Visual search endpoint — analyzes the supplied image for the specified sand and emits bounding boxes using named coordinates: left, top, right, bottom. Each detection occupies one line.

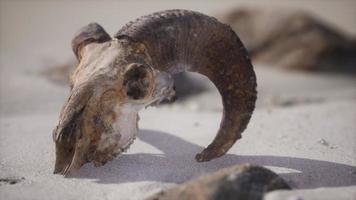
left=0, top=1, right=356, bottom=199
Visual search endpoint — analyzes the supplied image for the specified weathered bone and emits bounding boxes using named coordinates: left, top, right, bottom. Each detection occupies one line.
left=53, top=9, right=257, bottom=175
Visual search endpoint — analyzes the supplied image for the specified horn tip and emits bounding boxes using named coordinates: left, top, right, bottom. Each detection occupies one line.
left=195, top=153, right=209, bottom=162
left=195, top=151, right=218, bottom=162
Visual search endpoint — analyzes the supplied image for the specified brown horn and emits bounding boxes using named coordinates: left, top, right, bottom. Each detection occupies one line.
left=71, top=23, right=111, bottom=60
left=115, top=10, right=257, bottom=162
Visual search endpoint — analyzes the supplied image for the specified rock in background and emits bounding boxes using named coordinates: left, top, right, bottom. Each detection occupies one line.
left=147, top=164, right=290, bottom=200
left=219, top=7, right=356, bottom=73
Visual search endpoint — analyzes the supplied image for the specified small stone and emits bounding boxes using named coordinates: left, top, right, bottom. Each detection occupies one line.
left=318, top=139, right=329, bottom=146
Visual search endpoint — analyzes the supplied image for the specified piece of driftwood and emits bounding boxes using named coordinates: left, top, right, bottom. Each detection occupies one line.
left=219, top=7, right=356, bottom=72
left=53, top=10, right=257, bottom=175
left=147, top=164, right=291, bottom=200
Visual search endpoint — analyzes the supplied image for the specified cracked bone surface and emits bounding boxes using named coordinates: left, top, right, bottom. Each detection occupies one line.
left=53, top=9, right=257, bottom=175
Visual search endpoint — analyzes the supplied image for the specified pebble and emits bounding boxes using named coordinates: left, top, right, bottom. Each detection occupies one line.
left=318, top=139, right=329, bottom=146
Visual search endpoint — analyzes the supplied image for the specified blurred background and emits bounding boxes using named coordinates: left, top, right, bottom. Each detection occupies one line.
left=0, top=0, right=355, bottom=116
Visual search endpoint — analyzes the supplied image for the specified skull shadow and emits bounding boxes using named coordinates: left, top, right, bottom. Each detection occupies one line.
left=71, top=129, right=356, bottom=189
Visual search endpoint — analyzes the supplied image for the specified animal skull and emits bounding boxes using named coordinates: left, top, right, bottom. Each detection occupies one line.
left=53, top=10, right=257, bottom=175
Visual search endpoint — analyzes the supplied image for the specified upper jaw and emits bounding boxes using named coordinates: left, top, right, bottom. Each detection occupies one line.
left=53, top=100, right=170, bottom=175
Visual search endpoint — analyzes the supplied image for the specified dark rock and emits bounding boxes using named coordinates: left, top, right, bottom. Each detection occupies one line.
left=146, top=164, right=291, bottom=200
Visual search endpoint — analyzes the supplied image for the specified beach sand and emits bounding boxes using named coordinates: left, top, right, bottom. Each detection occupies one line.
left=1, top=1, right=355, bottom=199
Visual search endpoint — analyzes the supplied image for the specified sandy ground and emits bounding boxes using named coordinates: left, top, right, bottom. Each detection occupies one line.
left=1, top=1, right=356, bottom=199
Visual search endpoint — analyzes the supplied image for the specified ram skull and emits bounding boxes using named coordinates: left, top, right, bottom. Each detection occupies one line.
left=53, top=9, right=257, bottom=175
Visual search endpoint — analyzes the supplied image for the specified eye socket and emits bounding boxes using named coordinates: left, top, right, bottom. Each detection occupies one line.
left=68, top=147, right=74, bottom=154
left=123, top=64, right=147, bottom=85
left=123, top=64, right=152, bottom=100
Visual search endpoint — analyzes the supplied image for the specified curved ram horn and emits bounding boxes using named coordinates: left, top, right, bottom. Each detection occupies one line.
left=71, top=23, right=111, bottom=60
left=115, top=10, right=257, bottom=162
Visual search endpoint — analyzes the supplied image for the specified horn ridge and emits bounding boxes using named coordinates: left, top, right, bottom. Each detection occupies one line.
left=116, top=9, right=257, bottom=162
